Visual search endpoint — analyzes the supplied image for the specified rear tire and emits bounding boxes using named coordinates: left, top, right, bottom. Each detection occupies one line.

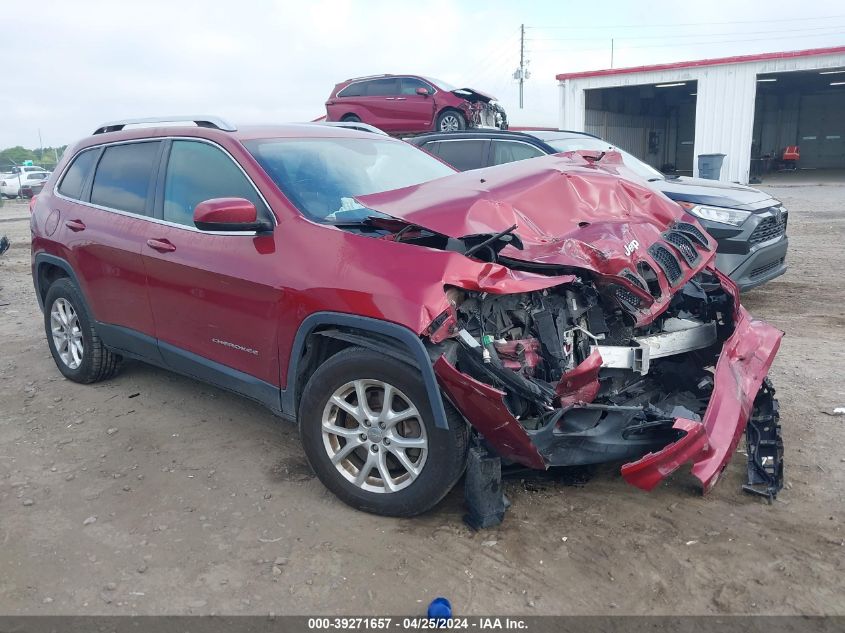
left=43, top=278, right=120, bottom=383
left=341, top=114, right=361, bottom=123
left=299, top=347, right=468, bottom=517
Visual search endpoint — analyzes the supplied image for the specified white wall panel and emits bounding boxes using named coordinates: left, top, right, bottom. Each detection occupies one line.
left=558, top=50, right=845, bottom=184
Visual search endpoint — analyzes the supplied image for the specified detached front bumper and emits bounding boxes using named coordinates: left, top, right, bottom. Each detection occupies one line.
left=621, top=306, right=782, bottom=492
left=435, top=305, right=783, bottom=495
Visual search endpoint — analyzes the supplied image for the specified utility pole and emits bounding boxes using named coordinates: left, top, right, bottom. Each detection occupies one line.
left=513, top=24, right=530, bottom=109
left=611, top=38, right=614, bottom=68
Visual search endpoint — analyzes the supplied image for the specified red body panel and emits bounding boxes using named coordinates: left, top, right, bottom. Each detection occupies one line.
left=434, top=356, right=546, bottom=470
left=35, top=198, right=156, bottom=337
left=621, top=305, right=782, bottom=492
left=141, top=228, right=282, bottom=384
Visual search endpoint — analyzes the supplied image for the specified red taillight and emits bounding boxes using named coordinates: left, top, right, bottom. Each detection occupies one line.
left=29, top=195, right=38, bottom=213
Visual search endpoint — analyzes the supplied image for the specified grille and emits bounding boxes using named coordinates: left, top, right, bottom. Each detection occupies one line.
left=621, top=270, right=647, bottom=291
left=674, top=222, right=710, bottom=247
left=614, top=285, right=642, bottom=310
left=648, top=244, right=683, bottom=285
left=749, top=258, right=784, bottom=279
left=750, top=212, right=787, bottom=244
left=663, top=231, right=700, bottom=266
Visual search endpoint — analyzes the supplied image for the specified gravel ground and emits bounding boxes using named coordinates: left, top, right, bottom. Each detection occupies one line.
left=0, top=184, right=843, bottom=616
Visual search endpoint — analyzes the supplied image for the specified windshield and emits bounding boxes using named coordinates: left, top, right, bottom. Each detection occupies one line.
left=245, top=137, right=455, bottom=223
left=424, top=77, right=457, bottom=92
left=542, top=136, right=665, bottom=181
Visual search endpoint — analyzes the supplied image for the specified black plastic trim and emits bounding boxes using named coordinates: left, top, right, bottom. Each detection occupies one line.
left=158, top=340, right=283, bottom=414
left=281, top=312, right=449, bottom=429
left=32, top=253, right=85, bottom=312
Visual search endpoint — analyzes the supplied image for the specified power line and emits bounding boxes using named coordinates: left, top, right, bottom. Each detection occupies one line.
left=461, top=28, right=521, bottom=81
left=526, top=23, right=845, bottom=42
left=526, top=13, right=845, bottom=30
left=534, top=32, right=845, bottom=53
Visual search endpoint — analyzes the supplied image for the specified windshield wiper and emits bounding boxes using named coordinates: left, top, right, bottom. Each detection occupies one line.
left=464, top=224, right=519, bottom=258
left=582, top=151, right=606, bottom=163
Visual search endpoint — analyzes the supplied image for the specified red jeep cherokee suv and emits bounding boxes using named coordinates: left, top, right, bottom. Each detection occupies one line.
left=31, top=116, right=784, bottom=518
left=325, top=74, right=507, bottom=135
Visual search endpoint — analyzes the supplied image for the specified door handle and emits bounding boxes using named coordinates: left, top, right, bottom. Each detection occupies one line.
left=65, top=219, right=86, bottom=232
left=384, top=97, right=395, bottom=100
left=146, top=238, right=176, bottom=253
left=395, top=97, right=406, bottom=101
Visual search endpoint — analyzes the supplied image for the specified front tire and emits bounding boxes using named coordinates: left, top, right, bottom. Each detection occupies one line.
left=341, top=114, right=361, bottom=123
left=436, top=110, right=465, bottom=132
left=43, top=278, right=120, bottom=383
left=299, top=347, right=467, bottom=517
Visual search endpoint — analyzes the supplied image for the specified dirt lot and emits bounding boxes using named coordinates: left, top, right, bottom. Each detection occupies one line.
left=1, top=185, right=843, bottom=616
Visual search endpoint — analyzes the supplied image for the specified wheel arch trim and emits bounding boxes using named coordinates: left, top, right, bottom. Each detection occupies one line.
left=33, top=253, right=87, bottom=314
left=282, top=312, right=449, bottom=429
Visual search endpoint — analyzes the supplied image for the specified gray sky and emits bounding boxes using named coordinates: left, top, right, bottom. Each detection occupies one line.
left=2, top=0, right=844, bottom=149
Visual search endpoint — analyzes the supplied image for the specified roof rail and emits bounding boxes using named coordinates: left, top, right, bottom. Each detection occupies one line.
left=345, top=73, right=392, bottom=82
left=93, top=115, right=237, bottom=135
left=317, top=121, right=388, bottom=136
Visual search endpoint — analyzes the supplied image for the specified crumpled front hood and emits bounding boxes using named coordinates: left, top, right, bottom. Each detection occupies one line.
left=452, top=87, right=498, bottom=103
left=357, top=152, right=718, bottom=326
left=357, top=152, right=712, bottom=272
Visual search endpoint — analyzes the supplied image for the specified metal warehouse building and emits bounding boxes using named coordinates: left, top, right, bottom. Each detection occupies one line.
left=557, top=46, right=845, bottom=184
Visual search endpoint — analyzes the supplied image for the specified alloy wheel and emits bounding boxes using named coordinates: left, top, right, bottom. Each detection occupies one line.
left=50, top=298, right=83, bottom=369
left=321, top=379, right=428, bottom=493
left=439, top=114, right=461, bottom=132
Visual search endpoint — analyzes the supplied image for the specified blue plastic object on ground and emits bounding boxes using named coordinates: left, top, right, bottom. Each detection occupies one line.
left=427, top=597, right=452, bottom=620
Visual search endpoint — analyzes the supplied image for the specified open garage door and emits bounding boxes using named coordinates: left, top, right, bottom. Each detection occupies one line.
left=753, top=68, right=845, bottom=180
left=584, top=82, right=697, bottom=175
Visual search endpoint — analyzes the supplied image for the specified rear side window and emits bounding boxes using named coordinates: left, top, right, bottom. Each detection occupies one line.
left=428, top=140, right=487, bottom=171
left=163, top=140, right=268, bottom=227
left=91, top=142, right=161, bottom=214
left=58, top=150, right=98, bottom=200
left=365, top=78, right=398, bottom=96
left=490, top=140, right=546, bottom=166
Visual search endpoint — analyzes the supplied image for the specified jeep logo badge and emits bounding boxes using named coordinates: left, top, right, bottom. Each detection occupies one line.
left=624, top=239, right=640, bottom=257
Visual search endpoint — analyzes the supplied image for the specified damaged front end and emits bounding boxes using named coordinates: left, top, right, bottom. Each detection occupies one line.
left=452, top=88, right=508, bottom=130
left=356, top=154, right=784, bottom=498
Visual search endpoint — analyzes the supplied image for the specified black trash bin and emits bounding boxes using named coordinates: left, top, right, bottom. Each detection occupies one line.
left=697, top=153, right=726, bottom=180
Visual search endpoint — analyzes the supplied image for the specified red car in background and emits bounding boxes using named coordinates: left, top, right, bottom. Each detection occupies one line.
left=325, top=74, right=507, bottom=135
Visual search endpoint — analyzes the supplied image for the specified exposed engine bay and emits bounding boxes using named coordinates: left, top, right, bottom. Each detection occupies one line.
left=431, top=271, right=739, bottom=468
left=452, top=88, right=508, bottom=130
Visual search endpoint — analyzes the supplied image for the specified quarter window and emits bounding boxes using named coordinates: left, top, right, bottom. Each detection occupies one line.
left=57, top=149, right=98, bottom=200
left=490, top=140, right=546, bottom=166
left=400, top=78, right=432, bottom=95
left=337, top=82, right=364, bottom=98
left=91, top=142, right=161, bottom=214
left=163, top=140, right=268, bottom=227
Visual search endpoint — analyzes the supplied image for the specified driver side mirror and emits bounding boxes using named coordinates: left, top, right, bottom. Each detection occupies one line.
left=416, top=86, right=431, bottom=96
left=193, top=198, right=273, bottom=233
